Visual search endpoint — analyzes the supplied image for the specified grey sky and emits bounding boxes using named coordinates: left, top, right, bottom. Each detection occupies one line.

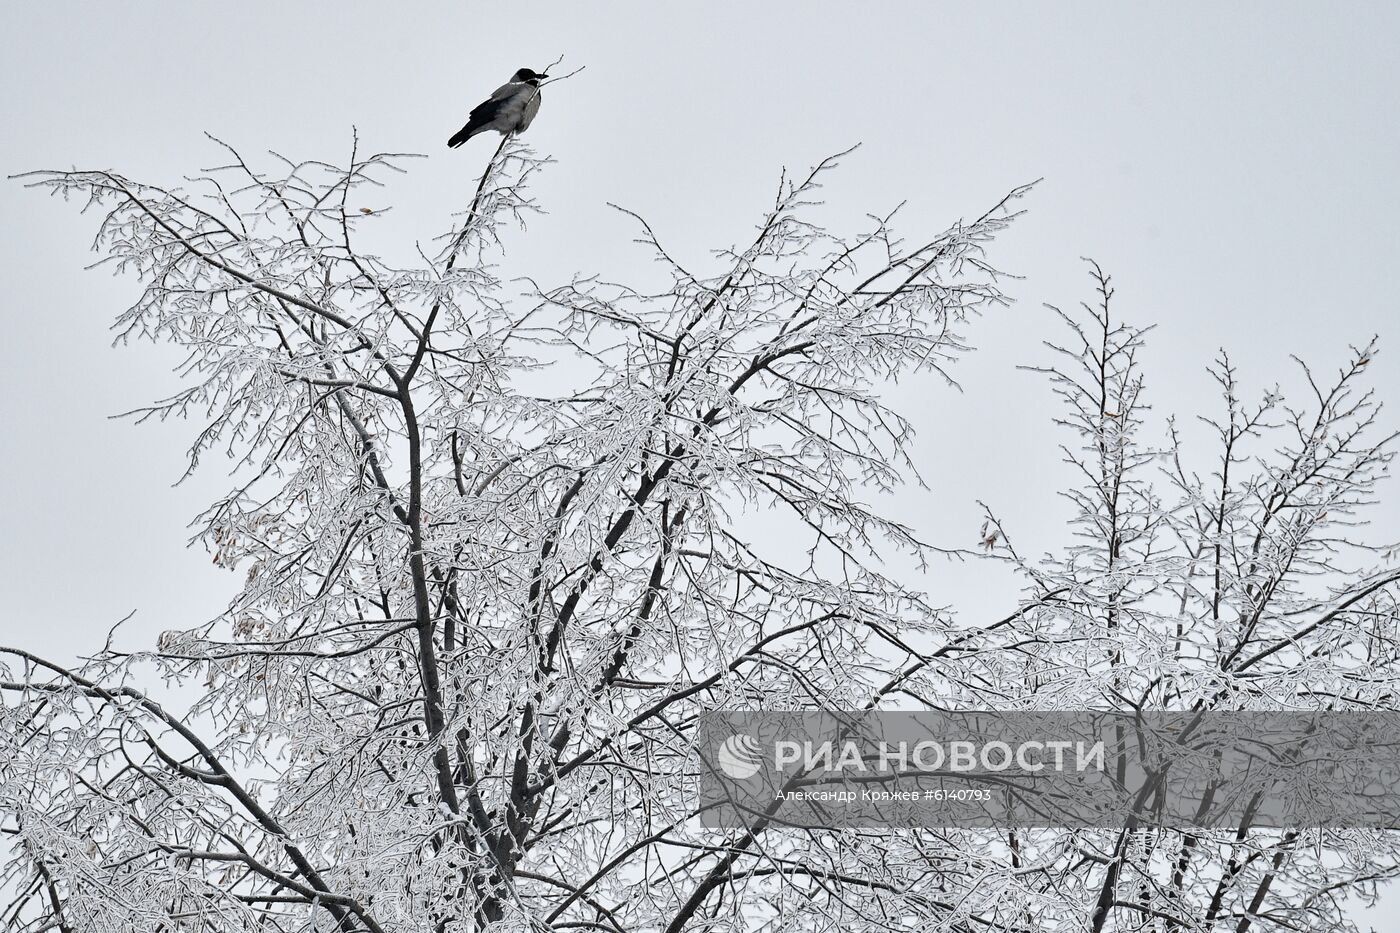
left=2, top=1, right=1398, bottom=924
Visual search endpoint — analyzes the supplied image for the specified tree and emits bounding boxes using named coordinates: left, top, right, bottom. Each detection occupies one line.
left=1, top=135, right=1396, bottom=933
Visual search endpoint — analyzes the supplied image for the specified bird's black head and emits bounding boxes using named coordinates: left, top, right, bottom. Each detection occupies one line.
left=513, top=68, right=548, bottom=86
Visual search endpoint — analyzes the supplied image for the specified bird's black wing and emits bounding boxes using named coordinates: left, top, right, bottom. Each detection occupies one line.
left=447, top=84, right=514, bottom=148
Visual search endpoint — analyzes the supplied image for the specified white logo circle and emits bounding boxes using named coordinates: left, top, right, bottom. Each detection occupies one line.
left=717, top=733, right=763, bottom=779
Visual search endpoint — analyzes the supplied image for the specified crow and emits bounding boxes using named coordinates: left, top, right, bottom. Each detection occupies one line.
left=447, top=68, right=548, bottom=148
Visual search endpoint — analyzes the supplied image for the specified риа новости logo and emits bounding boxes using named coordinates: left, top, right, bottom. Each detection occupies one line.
left=716, top=733, right=764, bottom=779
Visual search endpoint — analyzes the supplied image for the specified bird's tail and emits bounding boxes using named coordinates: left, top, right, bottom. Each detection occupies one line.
left=447, top=120, right=485, bottom=149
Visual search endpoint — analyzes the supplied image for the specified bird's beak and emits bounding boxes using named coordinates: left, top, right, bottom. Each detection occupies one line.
left=537, top=74, right=549, bottom=80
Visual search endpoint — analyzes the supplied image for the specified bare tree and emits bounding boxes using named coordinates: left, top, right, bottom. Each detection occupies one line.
left=955, top=263, right=1400, bottom=932
left=2, top=133, right=1396, bottom=933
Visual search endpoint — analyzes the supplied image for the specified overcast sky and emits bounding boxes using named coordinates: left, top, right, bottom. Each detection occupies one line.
left=2, top=9, right=1398, bottom=912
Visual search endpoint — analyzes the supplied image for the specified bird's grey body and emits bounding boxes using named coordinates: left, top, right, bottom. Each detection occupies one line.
left=448, top=68, right=546, bottom=148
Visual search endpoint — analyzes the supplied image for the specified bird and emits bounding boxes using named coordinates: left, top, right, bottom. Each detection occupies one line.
left=447, top=68, right=548, bottom=148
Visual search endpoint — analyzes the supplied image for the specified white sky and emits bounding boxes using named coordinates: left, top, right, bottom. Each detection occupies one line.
left=2, top=3, right=1398, bottom=920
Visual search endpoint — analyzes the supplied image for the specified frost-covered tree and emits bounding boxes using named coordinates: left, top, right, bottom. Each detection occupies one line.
left=956, top=264, right=1400, bottom=932
left=1, top=135, right=1397, bottom=933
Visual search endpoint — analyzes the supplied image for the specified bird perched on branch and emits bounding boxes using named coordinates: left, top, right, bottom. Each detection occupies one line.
left=447, top=68, right=548, bottom=148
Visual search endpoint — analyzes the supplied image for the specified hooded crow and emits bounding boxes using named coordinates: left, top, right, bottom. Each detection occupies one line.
left=447, top=68, right=548, bottom=148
